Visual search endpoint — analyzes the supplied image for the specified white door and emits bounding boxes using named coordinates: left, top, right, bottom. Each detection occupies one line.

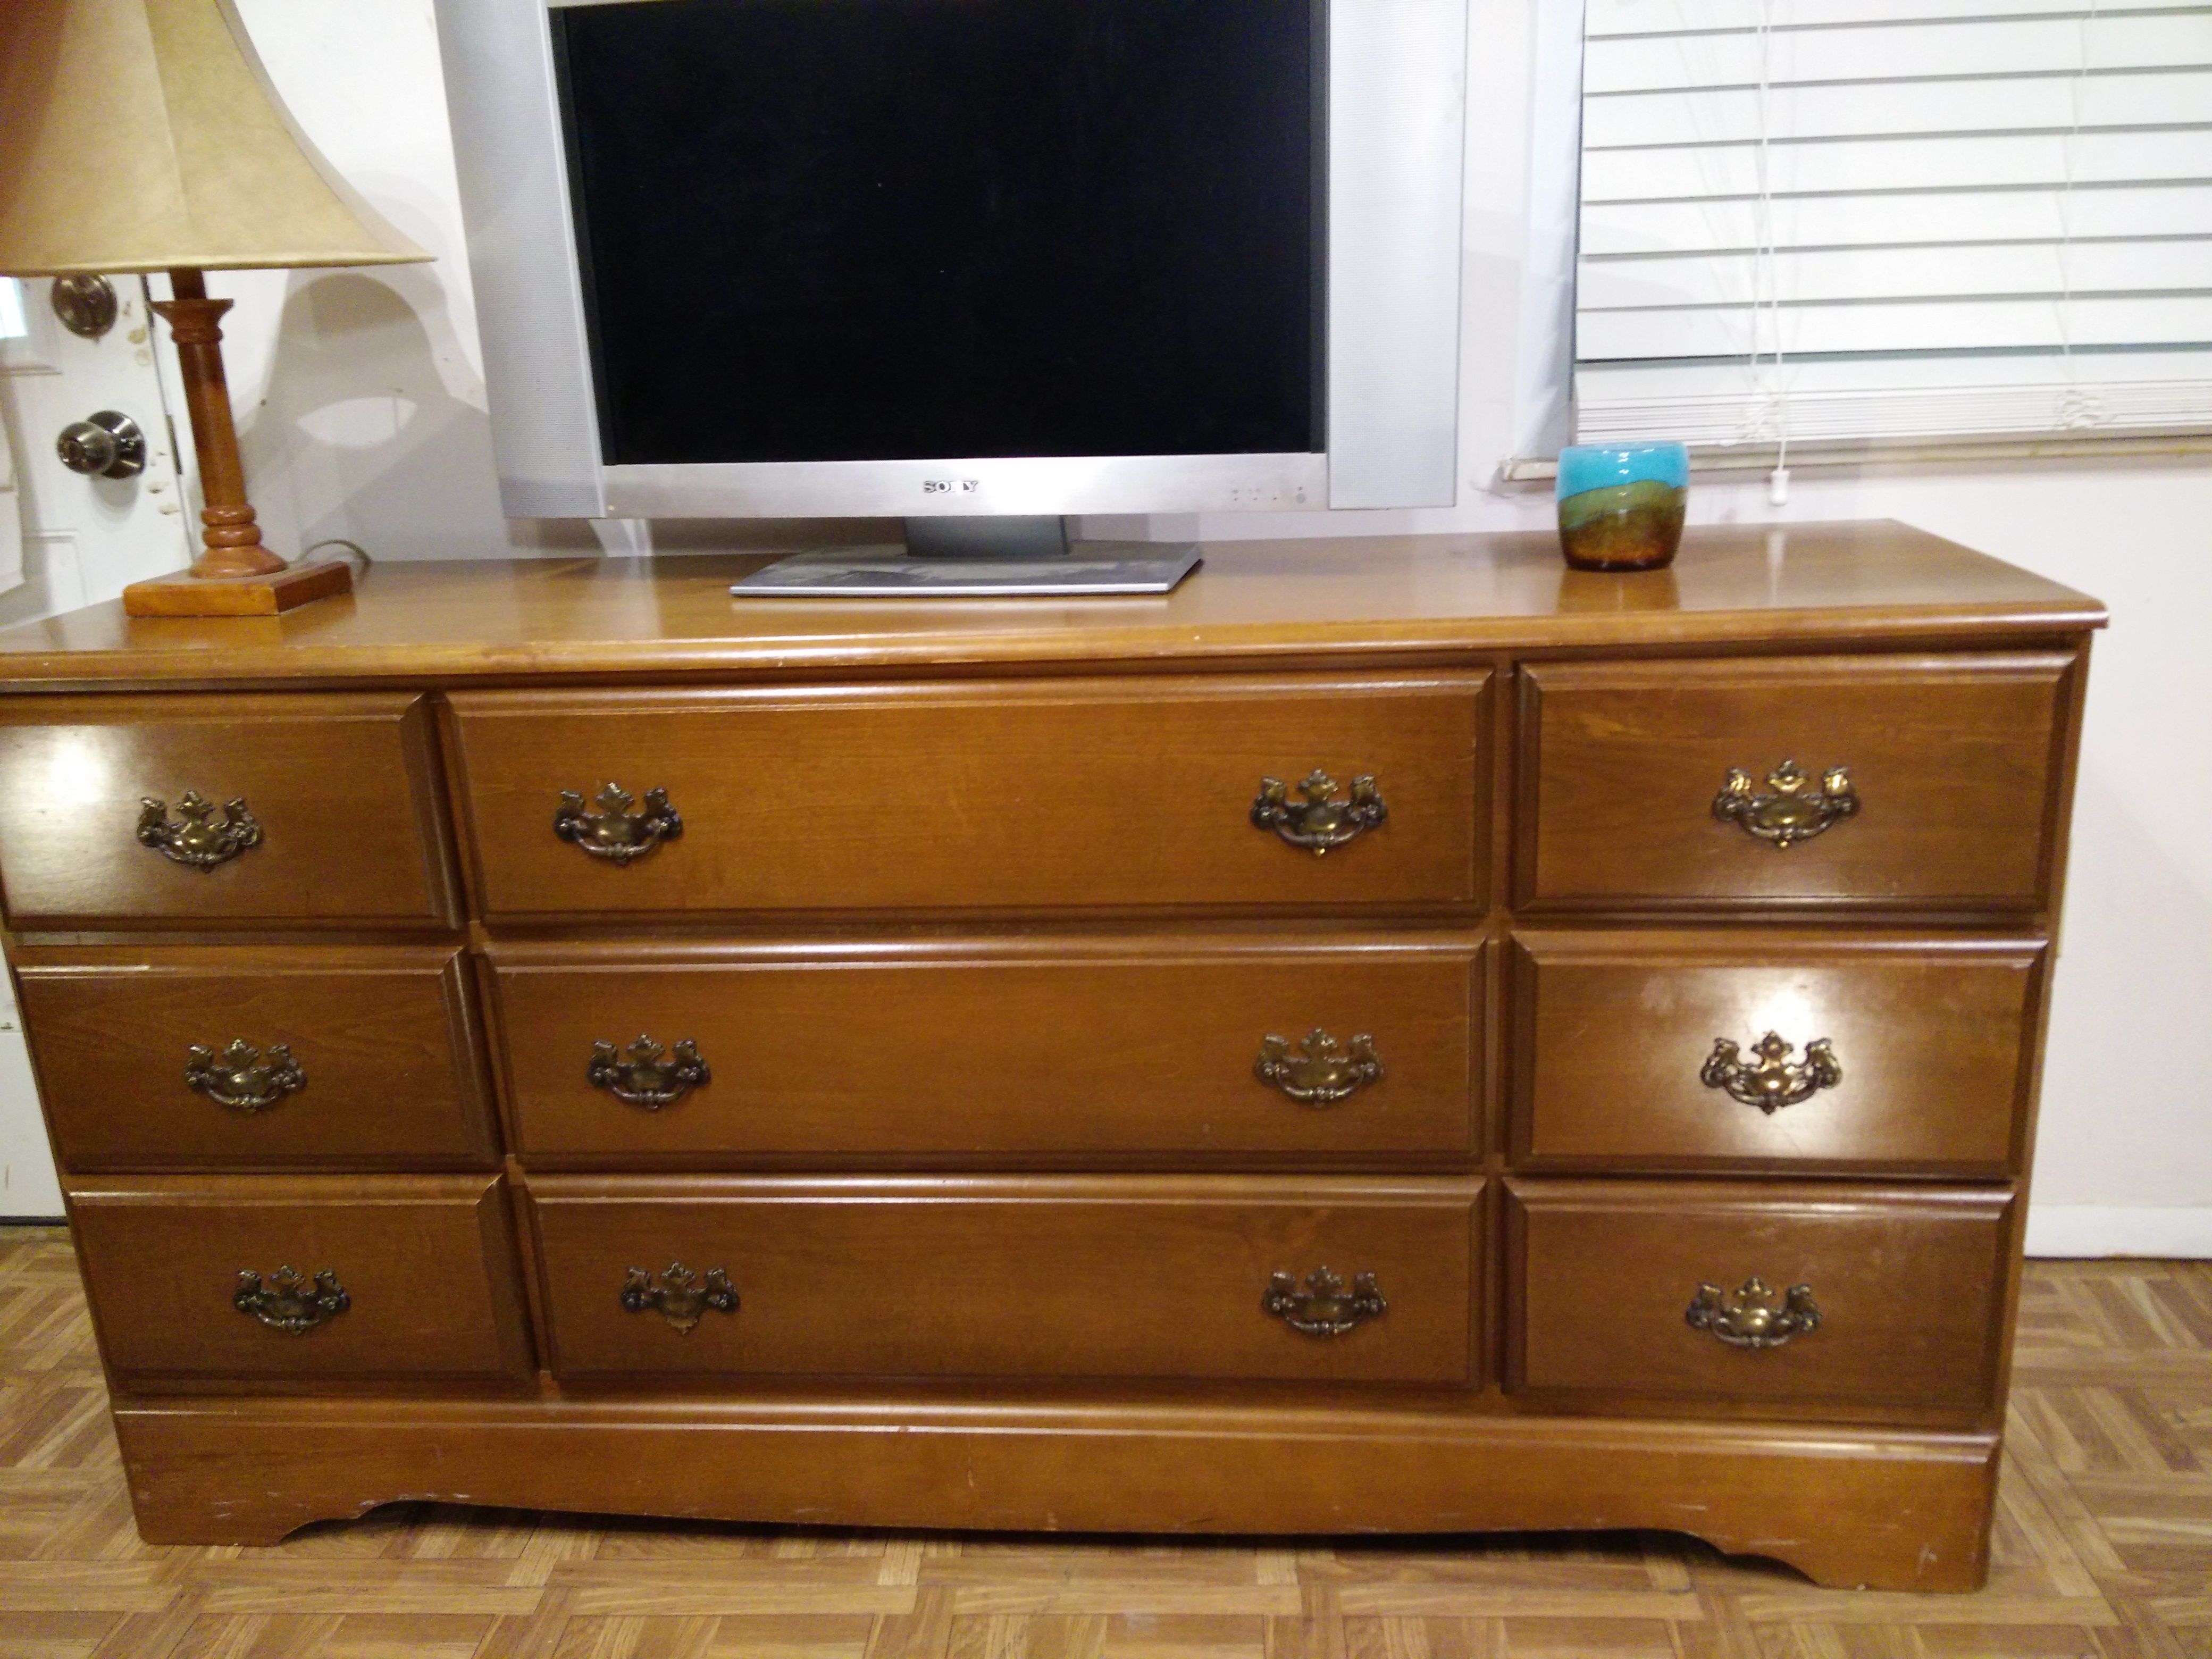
left=0, top=274, right=194, bottom=1219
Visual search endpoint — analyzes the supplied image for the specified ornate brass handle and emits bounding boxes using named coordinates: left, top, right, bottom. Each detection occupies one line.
left=138, top=790, right=262, bottom=869
left=621, top=1262, right=738, bottom=1334
left=589, top=1036, right=709, bottom=1110
left=234, top=1266, right=350, bottom=1334
left=185, top=1039, right=306, bottom=1113
left=1700, top=1032, right=1840, bottom=1115
left=1713, top=760, right=1857, bottom=848
left=1255, top=1029, right=1382, bottom=1105
left=1251, top=769, right=1386, bottom=854
left=1263, top=1267, right=1387, bottom=1337
left=1686, top=1276, right=1820, bottom=1349
left=555, top=782, right=682, bottom=865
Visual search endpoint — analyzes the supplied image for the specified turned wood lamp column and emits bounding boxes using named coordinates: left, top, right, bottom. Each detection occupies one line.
left=153, top=270, right=289, bottom=582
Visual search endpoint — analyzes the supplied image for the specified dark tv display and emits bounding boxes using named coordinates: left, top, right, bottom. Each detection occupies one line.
left=552, top=0, right=1322, bottom=468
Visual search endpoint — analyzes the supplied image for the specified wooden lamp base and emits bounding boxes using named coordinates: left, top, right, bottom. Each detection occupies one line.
left=122, top=558, right=353, bottom=618
left=129, top=270, right=358, bottom=619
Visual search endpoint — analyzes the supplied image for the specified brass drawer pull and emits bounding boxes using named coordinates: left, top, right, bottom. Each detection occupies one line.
left=185, top=1040, right=306, bottom=1113
left=234, top=1266, right=350, bottom=1334
left=1686, top=1276, right=1820, bottom=1349
left=138, top=790, right=262, bottom=869
left=1700, top=1032, right=1840, bottom=1115
left=555, top=782, right=682, bottom=865
left=589, top=1035, right=709, bottom=1110
left=621, top=1262, right=738, bottom=1334
left=1263, top=1267, right=1387, bottom=1337
left=1255, top=1029, right=1382, bottom=1105
left=1251, top=769, right=1386, bottom=854
left=1713, top=760, right=1857, bottom=848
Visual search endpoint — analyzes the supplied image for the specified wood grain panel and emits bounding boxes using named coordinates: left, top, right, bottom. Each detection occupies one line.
left=107, top=1393, right=2001, bottom=1591
left=1515, top=654, right=2073, bottom=911
left=0, top=529, right=2114, bottom=1592
left=15, top=1225, right=2210, bottom=1608
left=490, top=935, right=1480, bottom=1163
left=16, top=945, right=499, bottom=1171
left=527, top=1176, right=1482, bottom=1386
left=445, top=675, right=1487, bottom=917
left=0, top=692, right=456, bottom=927
left=66, top=1175, right=532, bottom=1388
left=0, top=523, right=2106, bottom=685
left=1508, top=931, right=2045, bottom=1175
left=1505, top=1179, right=2014, bottom=1415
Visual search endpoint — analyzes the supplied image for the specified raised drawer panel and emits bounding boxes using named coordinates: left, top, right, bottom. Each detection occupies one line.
left=1504, top=1180, right=2013, bottom=1416
left=1508, top=932, right=2043, bottom=1176
left=15, top=946, right=499, bottom=1171
left=445, top=675, right=1487, bottom=917
left=0, top=693, right=456, bottom=927
left=492, top=936, right=1480, bottom=1163
left=1515, top=655, right=2073, bottom=911
left=68, top=1175, right=532, bottom=1388
left=528, top=1176, right=1482, bottom=1385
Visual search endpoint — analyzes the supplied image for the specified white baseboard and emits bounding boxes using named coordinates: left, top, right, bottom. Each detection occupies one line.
left=2025, top=1204, right=2212, bottom=1259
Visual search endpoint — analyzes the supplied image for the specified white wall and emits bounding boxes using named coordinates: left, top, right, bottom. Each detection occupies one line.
left=1232, top=447, right=2212, bottom=1255
left=208, top=0, right=593, bottom=562
left=218, top=0, right=2210, bottom=1252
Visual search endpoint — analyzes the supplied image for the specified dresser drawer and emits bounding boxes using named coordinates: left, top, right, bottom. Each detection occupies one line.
left=1504, top=1180, right=2012, bottom=1417
left=0, top=693, right=457, bottom=927
left=528, top=1176, right=1482, bottom=1385
left=68, top=1175, right=532, bottom=1388
left=492, top=935, right=1480, bottom=1164
left=446, top=675, right=1486, bottom=917
left=1515, top=655, right=2073, bottom=911
left=1507, top=932, right=2042, bottom=1176
left=14, top=945, right=499, bottom=1171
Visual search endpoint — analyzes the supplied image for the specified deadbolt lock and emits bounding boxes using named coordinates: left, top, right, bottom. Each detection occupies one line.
left=50, top=274, right=119, bottom=340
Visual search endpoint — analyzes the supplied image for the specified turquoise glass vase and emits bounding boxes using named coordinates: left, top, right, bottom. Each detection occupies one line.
left=1555, top=442, right=1689, bottom=571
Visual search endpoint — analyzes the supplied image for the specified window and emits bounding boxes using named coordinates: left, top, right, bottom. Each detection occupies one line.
left=0, top=280, right=26, bottom=341
left=1565, top=1, right=2212, bottom=460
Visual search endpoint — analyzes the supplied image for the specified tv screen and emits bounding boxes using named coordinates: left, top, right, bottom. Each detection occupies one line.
left=552, top=0, right=1323, bottom=468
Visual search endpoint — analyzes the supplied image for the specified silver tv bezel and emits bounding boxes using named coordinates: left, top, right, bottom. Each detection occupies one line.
left=433, top=0, right=1468, bottom=521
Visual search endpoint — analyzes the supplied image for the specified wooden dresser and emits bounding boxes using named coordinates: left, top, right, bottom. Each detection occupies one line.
left=0, top=524, right=2100, bottom=1590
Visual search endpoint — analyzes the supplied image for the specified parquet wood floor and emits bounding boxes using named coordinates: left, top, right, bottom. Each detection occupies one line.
left=0, top=1227, right=2205, bottom=1658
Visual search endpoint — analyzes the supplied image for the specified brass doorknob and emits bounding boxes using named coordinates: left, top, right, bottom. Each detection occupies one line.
left=56, top=410, right=146, bottom=480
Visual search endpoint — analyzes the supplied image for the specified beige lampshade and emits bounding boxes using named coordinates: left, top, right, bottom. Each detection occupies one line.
left=0, top=0, right=429, bottom=276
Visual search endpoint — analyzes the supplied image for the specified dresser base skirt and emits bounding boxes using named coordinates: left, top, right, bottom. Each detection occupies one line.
left=111, top=1395, right=1998, bottom=1590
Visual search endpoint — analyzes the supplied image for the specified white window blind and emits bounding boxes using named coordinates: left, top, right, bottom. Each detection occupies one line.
left=0, top=280, right=26, bottom=341
left=1573, top=1, right=2212, bottom=454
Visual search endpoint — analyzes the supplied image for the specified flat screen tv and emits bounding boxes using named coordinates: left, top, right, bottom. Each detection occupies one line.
left=434, top=0, right=1468, bottom=565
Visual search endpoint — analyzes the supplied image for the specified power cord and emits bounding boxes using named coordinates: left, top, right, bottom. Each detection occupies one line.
left=303, top=538, right=371, bottom=578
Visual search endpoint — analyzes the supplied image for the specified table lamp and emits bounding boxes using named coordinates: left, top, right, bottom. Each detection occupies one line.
left=0, top=0, right=430, bottom=616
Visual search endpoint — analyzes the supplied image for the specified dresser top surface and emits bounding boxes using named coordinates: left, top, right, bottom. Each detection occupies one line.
left=0, top=521, right=2101, bottom=686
